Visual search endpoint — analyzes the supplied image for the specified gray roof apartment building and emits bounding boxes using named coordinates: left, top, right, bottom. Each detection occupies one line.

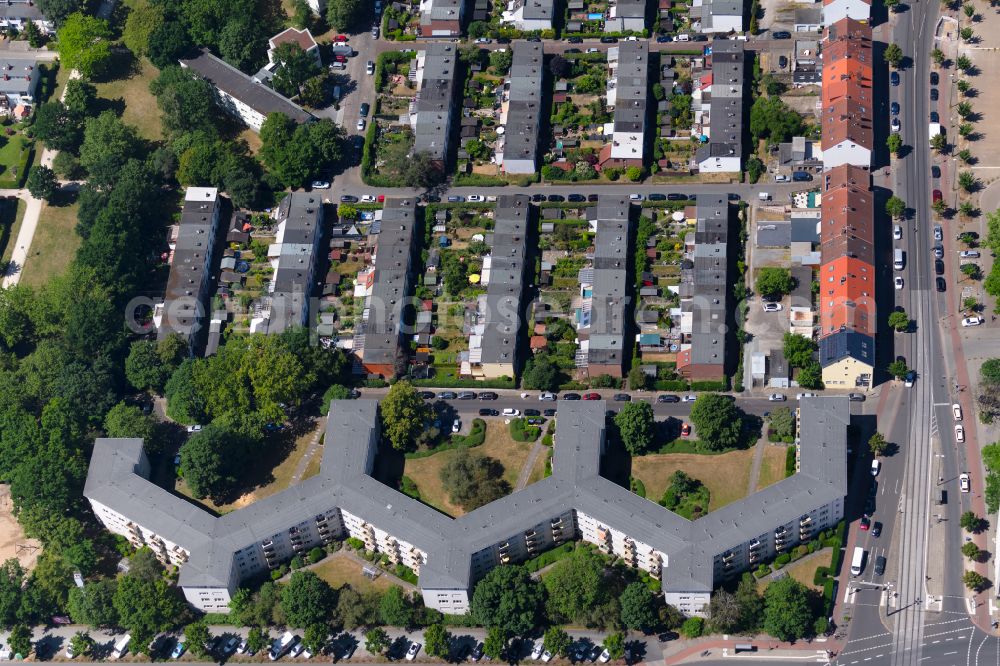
left=693, top=0, right=743, bottom=33
left=499, top=42, right=544, bottom=175
left=251, top=193, right=324, bottom=335
left=84, top=396, right=848, bottom=617
left=410, top=43, right=460, bottom=165
left=466, top=195, right=531, bottom=379
left=358, top=198, right=419, bottom=378
left=600, top=41, right=649, bottom=169
left=0, top=59, right=40, bottom=114
left=419, top=0, right=466, bottom=36
left=0, top=0, right=54, bottom=34
left=180, top=48, right=313, bottom=132
left=500, top=0, right=555, bottom=30
left=607, top=0, right=648, bottom=31
left=677, top=195, right=730, bottom=381
left=578, top=196, right=633, bottom=378
left=695, top=40, right=745, bottom=173
left=154, top=187, right=224, bottom=354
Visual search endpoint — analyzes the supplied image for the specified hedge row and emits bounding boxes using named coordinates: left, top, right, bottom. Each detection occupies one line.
left=510, top=418, right=541, bottom=442
left=784, top=444, right=797, bottom=477
left=409, top=376, right=515, bottom=389
left=630, top=477, right=647, bottom=498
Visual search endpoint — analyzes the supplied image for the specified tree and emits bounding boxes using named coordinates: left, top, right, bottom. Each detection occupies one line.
left=962, top=263, right=981, bottom=279
left=126, top=337, right=185, bottom=393
left=440, top=449, right=510, bottom=511
left=959, top=171, right=978, bottom=192
left=148, top=20, right=193, bottom=69
left=983, top=359, right=1000, bottom=386
left=964, top=570, right=989, bottom=592
left=379, top=586, right=414, bottom=627
left=958, top=101, right=973, bottom=118
left=887, top=133, right=903, bottom=156
left=783, top=333, right=816, bottom=368
left=150, top=66, right=219, bottom=136
left=260, top=114, right=344, bottom=188
left=958, top=149, right=973, bottom=164
left=959, top=123, right=974, bottom=138
left=327, top=0, right=365, bottom=32
left=885, top=195, right=906, bottom=219
left=961, top=511, right=987, bottom=533
left=888, top=310, right=910, bottom=332
left=680, top=617, right=704, bottom=638
left=465, top=139, right=491, bottom=161
left=37, top=0, right=83, bottom=27
left=549, top=54, right=570, bottom=78
left=122, top=2, right=164, bottom=58
left=483, top=627, right=506, bottom=660
left=103, top=402, right=156, bottom=442
left=179, top=425, right=253, bottom=499
left=614, top=401, right=655, bottom=455
left=69, top=631, right=94, bottom=657
left=957, top=79, right=971, bottom=95
left=689, top=393, right=744, bottom=450
left=52, top=152, right=84, bottom=180
left=364, top=628, right=390, bottom=655
left=32, top=102, right=83, bottom=152
left=218, top=17, right=268, bottom=73
left=961, top=26, right=975, bottom=41
left=522, top=355, right=560, bottom=391
left=957, top=54, right=972, bottom=71
left=67, top=579, right=118, bottom=627
left=750, top=96, right=804, bottom=145
left=964, top=2, right=976, bottom=16
left=603, top=632, right=625, bottom=660
left=79, top=112, right=143, bottom=189
left=869, top=432, right=888, bottom=456
left=185, top=621, right=211, bottom=657
left=7, top=624, right=31, bottom=657
left=884, top=43, right=903, bottom=68
left=543, top=627, right=571, bottom=657
left=281, top=571, right=335, bottom=628
left=470, top=565, right=542, bottom=635
left=543, top=548, right=607, bottom=623
left=619, top=582, right=657, bottom=631
left=247, top=627, right=268, bottom=654
left=271, top=43, right=321, bottom=99
left=755, top=267, right=794, bottom=299
left=112, top=575, right=183, bottom=651
left=931, top=132, right=947, bottom=152
left=735, top=574, right=763, bottom=633
left=628, top=365, right=649, bottom=391
left=763, top=577, right=814, bottom=641
left=768, top=407, right=795, bottom=440
left=423, top=624, right=451, bottom=658
left=303, top=624, right=329, bottom=655
left=380, top=380, right=430, bottom=452
left=962, top=541, right=981, bottom=559
left=56, top=13, right=113, bottom=80
left=932, top=48, right=945, bottom=65
left=708, top=590, right=743, bottom=633
left=887, top=359, right=909, bottom=379
left=26, top=166, right=58, bottom=202
left=625, top=166, right=644, bottom=182
left=468, top=20, right=490, bottom=39
left=489, top=49, right=513, bottom=74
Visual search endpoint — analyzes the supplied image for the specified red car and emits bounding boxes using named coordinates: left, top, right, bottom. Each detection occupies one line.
left=860, top=515, right=871, bottom=531
left=933, top=189, right=943, bottom=203
left=334, top=34, right=348, bottom=42
left=680, top=423, right=691, bottom=437
left=583, top=392, right=601, bottom=400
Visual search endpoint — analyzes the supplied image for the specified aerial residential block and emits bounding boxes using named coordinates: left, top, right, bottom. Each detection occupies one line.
left=694, top=40, right=745, bottom=173
left=606, top=0, right=648, bottom=31
left=820, top=19, right=873, bottom=168
left=419, top=0, right=466, bottom=37
left=822, top=0, right=870, bottom=26
left=250, top=193, right=324, bottom=335
left=357, top=198, right=419, bottom=378
left=180, top=48, right=313, bottom=132
left=85, top=396, right=849, bottom=617
left=0, top=0, right=54, bottom=35
left=153, top=188, right=224, bottom=354
left=599, top=41, right=649, bottom=170
left=693, top=0, right=744, bottom=33
left=500, top=0, right=555, bottom=30
left=410, top=43, right=460, bottom=167
left=498, top=42, right=544, bottom=175
left=465, top=195, right=531, bottom=379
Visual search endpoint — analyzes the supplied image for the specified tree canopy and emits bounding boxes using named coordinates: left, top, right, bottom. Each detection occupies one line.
left=755, top=268, right=794, bottom=300
left=56, top=13, right=113, bottom=80
left=762, top=577, right=815, bottom=641
left=281, top=571, right=336, bottom=629
left=179, top=424, right=258, bottom=500
left=614, top=401, right=656, bottom=455
left=750, top=96, right=804, bottom=145
left=440, top=449, right=510, bottom=511
left=260, top=113, right=344, bottom=188
left=619, top=582, right=658, bottom=631
left=271, top=43, right=321, bottom=99
left=782, top=333, right=816, bottom=368
left=379, top=380, right=431, bottom=451
left=470, top=565, right=542, bottom=635
left=689, top=393, right=744, bottom=450
left=542, top=547, right=608, bottom=624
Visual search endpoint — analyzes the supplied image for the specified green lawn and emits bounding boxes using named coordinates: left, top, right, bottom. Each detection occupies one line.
left=19, top=199, right=80, bottom=287
left=94, top=59, right=164, bottom=142
left=0, top=197, right=26, bottom=266
left=0, top=135, right=33, bottom=187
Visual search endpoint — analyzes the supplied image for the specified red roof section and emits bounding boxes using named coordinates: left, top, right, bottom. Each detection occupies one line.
left=817, top=256, right=877, bottom=337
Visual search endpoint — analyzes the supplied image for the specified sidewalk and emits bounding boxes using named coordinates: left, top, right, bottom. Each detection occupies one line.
left=662, top=635, right=842, bottom=665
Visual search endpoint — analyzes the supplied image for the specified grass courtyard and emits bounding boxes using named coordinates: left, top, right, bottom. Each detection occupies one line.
left=403, top=422, right=545, bottom=518
left=0, top=197, right=26, bottom=266
left=756, top=445, right=792, bottom=492
left=757, top=547, right=833, bottom=594
left=94, top=58, right=164, bottom=142
left=631, top=449, right=757, bottom=513
left=311, top=551, right=398, bottom=594
left=0, top=135, right=32, bottom=187
left=19, top=199, right=80, bottom=288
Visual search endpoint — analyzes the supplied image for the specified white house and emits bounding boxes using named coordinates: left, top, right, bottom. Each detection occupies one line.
left=822, top=0, right=870, bottom=24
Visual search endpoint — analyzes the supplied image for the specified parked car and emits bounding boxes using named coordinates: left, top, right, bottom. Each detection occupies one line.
left=953, top=403, right=963, bottom=421
left=531, top=643, right=544, bottom=660
left=962, top=316, right=984, bottom=327
left=311, top=180, right=330, bottom=189
left=186, top=425, right=203, bottom=433
left=933, top=189, right=943, bottom=203
left=848, top=393, right=866, bottom=402
left=366, top=60, right=375, bottom=74
left=797, top=392, right=815, bottom=399
left=894, top=276, right=904, bottom=290
left=467, top=194, right=485, bottom=202
left=479, top=408, right=499, bottom=416
left=890, top=117, right=901, bottom=133
left=890, top=101, right=899, bottom=115
left=613, top=393, right=631, bottom=402
left=583, top=392, right=600, bottom=400
left=871, top=459, right=881, bottom=476
left=934, top=225, right=943, bottom=241
left=904, top=371, right=915, bottom=387
left=657, top=394, right=680, bottom=403
left=288, top=642, right=305, bottom=659
left=171, top=643, right=186, bottom=660
left=666, top=193, right=686, bottom=201
left=778, top=55, right=788, bottom=69
left=682, top=394, right=697, bottom=402
left=936, top=277, right=947, bottom=292
left=772, top=30, right=791, bottom=38
left=547, top=194, right=565, bottom=202
left=457, top=391, right=477, bottom=400
left=893, top=224, right=902, bottom=240
left=935, top=259, right=945, bottom=275
left=960, top=473, right=971, bottom=492
left=762, top=302, right=782, bottom=312
left=567, top=36, right=583, bottom=43
left=930, top=110, right=940, bottom=123
left=792, top=171, right=812, bottom=182
left=406, top=644, right=421, bottom=661
left=891, top=71, right=900, bottom=86
left=860, top=514, right=871, bottom=531
left=356, top=118, right=366, bottom=131
left=932, top=165, right=941, bottom=178
left=656, top=35, right=671, bottom=42
left=629, top=193, right=644, bottom=201
left=418, top=391, right=435, bottom=399
left=568, top=194, right=586, bottom=202
left=874, top=555, right=886, bottom=576
left=437, top=391, right=457, bottom=399
left=960, top=250, right=981, bottom=258
left=588, top=193, right=599, bottom=202
left=479, top=392, right=498, bottom=400
left=539, top=392, right=556, bottom=401
left=768, top=393, right=786, bottom=402
left=471, top=644, right=485, bottom=662
left=360, top=194, right=377, bottom=203
left=600, top=36, right=618, bottom=43
left=931, top=71, right=939, bottom=85
left=452, top=419, right=461, bottom=433
left=543, top=408, right=557, bottom=417
left=562, top=393, right=581, bottom=400
left=502, top=408, right=521, bottom=417
left=648, top=192, right=666, bottom=201
left=680, top=423, right=691, bottom=437
left=531, top=193, right=546, bottom=202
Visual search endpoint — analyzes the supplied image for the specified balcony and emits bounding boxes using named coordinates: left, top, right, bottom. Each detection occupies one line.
left=622, top=538, right=636, bottom=553
left=499, top=541, right=510, bottom=553
left=749, top=539, right=762, bottom=550
left=500, top=554, right=511, bottom=564
left=799, top=516, right=812, bottom=527
left=722, top=551, right=735, bottom=563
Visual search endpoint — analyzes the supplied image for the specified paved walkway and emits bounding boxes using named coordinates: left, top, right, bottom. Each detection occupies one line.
left=745, top=436, right=767, bottom=496
left=661, top=635, right=842, bottom=665
left=514, top=439, right=547, bottom=490
left=289, top=417, right=327, bottom=485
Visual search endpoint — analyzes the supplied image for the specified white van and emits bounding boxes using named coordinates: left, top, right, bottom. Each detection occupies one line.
left=850, top=547, right=865, bottom=576
left=893, top=248, right=905, bottom=271
left=758, top=192, right=770, bottom=201
left=112, top=635, right=131, bottom=660
left=269, top=631, right=296, bottom=661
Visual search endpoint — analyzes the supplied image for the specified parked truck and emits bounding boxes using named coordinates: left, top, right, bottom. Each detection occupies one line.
left=111, top=635, right=132, bottom=660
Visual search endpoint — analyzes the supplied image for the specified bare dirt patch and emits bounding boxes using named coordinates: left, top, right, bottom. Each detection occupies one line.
left=0, top=487, right=41, bottom=571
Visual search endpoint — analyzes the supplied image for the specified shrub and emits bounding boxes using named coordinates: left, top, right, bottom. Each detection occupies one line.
left=308, top=547, right=325, bottom=564
left=774, top=553, right=791, bottom=568
left=510, top=418, right=541, bottom=442
left=680, top=617, right=704, bottom=638
left=290, top=555, right=305, bottom=570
